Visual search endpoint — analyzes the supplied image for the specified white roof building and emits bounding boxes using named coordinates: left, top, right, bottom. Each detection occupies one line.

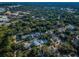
left=0, top=8, right=5, bottom=12
left=24, top=42, right=31, bottom=49
left=0, top=15, right=10, bottom=22
left=65, top=24, right=75, bottom=30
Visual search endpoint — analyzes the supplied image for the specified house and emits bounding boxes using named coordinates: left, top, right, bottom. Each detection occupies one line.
left=16, top=32, right=44, bottom=41
left=5, top=11, right=12, bottom=15
left=57, top=27, right=66, bottom=32
left=0, top=8, right=5, bottom=12
left=66, top=8, right=76, bottom=13
left=76, top=35, right=79, bottom=40
left=65, top=24, right=75, bottom=30
left=71, top=35, right=79, bottom=47
left=31, top=39, right=48, bottom=46
left=11, top=12, right=19, bottom=16
left=30, top=32, right=43, bottom=38
left=24, top=42, right=31, bottom=49
left=72, top=39, right=79, bottom=47
left=0, top=15, right=10, bottom=22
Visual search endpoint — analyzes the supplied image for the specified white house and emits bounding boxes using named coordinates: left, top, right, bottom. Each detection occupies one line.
left=65, top=24, right=75, bottom=30
left=0, top=8, right=5, bottom=12
left=0, top=15, right=10, bottom=22
left=24, top=42, right=31, bottom=49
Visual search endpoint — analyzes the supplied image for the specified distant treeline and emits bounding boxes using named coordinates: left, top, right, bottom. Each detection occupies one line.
left=0, top=2, right=79, bottom=9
